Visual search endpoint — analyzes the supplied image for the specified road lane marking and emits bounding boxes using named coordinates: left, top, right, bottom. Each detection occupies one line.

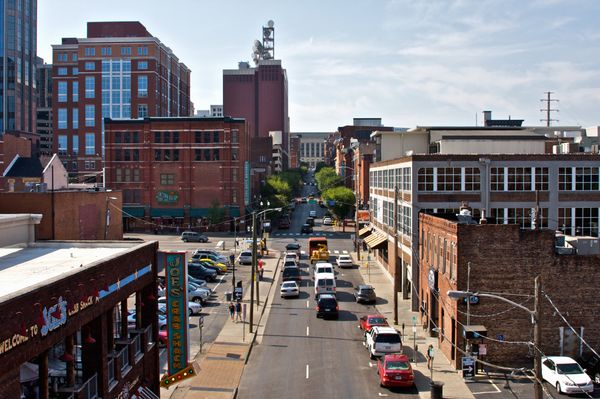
left=306, top=300, right=310, bottom=308
left=378, top=393, right=388, bottom=397
left=212, top=274, right=226, bottom=294
left=334, top=250, right=339, bottom=254
left=369, top=362, right=374, bottom=368
left=306, top=364, right=309, bottom=379
left=343, top=250, right=348, bottom=254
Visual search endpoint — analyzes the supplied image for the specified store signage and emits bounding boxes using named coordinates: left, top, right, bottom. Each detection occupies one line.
left=357, top=210, right=370, bottom=222
left=156, top=191, right=179, bottom=204
left=164, top=251, right=189, bottom=375
left=40, top=296, right=68, bottom=337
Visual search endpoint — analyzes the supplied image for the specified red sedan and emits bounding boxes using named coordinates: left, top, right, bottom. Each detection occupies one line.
left=158, top=330, right=167, bottom=347
left=359, top=314, right=388, bottom=332
left=377, top=354, right=415, bottom=388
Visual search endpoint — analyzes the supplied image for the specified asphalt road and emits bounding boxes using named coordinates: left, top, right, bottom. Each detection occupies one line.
left=237, top=182, right=420, bottom=398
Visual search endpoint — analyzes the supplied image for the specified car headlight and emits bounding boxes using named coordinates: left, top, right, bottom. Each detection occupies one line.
left=565, top=381, right=576, bottom=386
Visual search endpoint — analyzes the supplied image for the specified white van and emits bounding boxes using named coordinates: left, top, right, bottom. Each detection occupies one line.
left=314, top=262, right=334, bottom=276
left=314, top=272, right=336, bottom=298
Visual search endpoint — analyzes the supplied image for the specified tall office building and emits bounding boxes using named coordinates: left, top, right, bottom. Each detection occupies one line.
left=1, top=0, right=38, bottom=135
left=36, top=57, right=52, bottom=155
left=51, top=21, right=191, bottom=182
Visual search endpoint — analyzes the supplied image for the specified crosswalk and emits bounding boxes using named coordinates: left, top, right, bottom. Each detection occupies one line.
left=272, top=233, right=337, bottom=237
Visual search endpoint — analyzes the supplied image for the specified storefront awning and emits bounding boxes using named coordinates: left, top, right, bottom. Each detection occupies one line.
left=358, top=225, right=372, bottom=238
left=190, top=208, right=210, bottom=218
left=365, top=233, right=388, bottom=250
left=123, top=206, right=145, bottom=218
left=150, top=208, right=184, bottom=218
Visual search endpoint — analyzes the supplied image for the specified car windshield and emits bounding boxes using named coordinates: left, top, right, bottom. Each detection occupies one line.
left=287, top=244, right=300, bottom=250
left=317, top=267, right=332, bottom=274
left=283, top=269, right=299, bottom=276
left=369, top=317, right=386, bottom=324
left=339, top=256, right=350, bottom=261
left=376, top=334, right=401, bottom=344
left=557, top=363, right=584, bottom=375
left=386, top=361, right=410, bottom=371
left=361, top=288, right=375, bottom=294
left=319, top=298, right=337, bottom=307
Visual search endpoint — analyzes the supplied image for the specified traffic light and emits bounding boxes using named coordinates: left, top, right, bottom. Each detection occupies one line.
left=160, top=363, right=198, bottom=388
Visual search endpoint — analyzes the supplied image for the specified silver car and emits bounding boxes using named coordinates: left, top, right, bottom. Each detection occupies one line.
left=157, top=297, right=202, bottom=316
left=280, top=281, right=300, bottom=298
left=238, top=250, right=253, bottom=265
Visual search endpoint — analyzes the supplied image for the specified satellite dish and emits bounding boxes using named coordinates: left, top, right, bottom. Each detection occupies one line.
left=267, top=20, right=274, bottom=28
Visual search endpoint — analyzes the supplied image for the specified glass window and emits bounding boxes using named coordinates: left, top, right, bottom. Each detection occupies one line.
left=203, top=149, right=211, bottom=161
left=72, top=108, right=78, bottom=129
left=204, top=131, right=211, bottom=143
left=164, top=132, right=171, bottom=143
left=154, top=149, right=161, bottom=161
left=85, top=133, right=95, bottom=155
left=137, top=46, right=148, bottom=56
left=464, top=167, right=480, bottom=191
left=72, top=67, right=78, bottom=75
left=72, top=135, right=79, bottom=155
left=57, top=67, right=68, bottom=76
left=195, top=149, right=202, bottom=161
left=161, top=174, right=175, bottom=185
left=122, top=60, right=131, bottom=73
left=58, top=108, right=67, bottom=129
left=195, top=132, right=202, bottom=143
left=72, top=81, right=78, bottom=102
left=213, top=131, right=220, bottom=142
left=121, top=47, right=131, bottom=56
left=101, top=47, right=112, bottom=56
left=85, top=76, right=95, bottom=98
left=111, top=62, right=120, bottom=73
left=58, top=81, right=67, bottom=102
left=403, top=167, right=411, bottom=191
left=138, top=61, right=148, bottom=70
left=84, top=62, right=95, bottom=71
left=173, top=132, right=179, bottom=143
left=84, top=47, right=95, bottom=56
left=437, top=168, right=461, bottom=191
left=507, top=167, right=532, bottom=191
left=418, top=168, right=434, bottom=191
left=491, top=167, right=505, bottom=191
left=535, top=168, right=549, bottom=191
left=58, top=135, right=67, bottom=155
left=154, top=132, right=161, bottom=143
left=138, top=104, right=148, bottom=118
left=138, top=75, right=148, bottom=97
left=213, top=149, right=220, bottom=161
left=85, top=105, right=95, bottom=127
left=575, top=167, right=599, bottom=191
left=173, top=150, right=180, bottom=161
left=232, top=130, right=238, bottom=143
left=71, top=53, right=78, bottom=62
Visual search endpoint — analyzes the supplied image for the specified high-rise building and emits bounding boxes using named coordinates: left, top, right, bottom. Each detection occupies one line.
left=36, top=57, right=52, bottom=155
left=51, top=21, right=191, bottom=182
left=0, top=0, right=37, bottom=136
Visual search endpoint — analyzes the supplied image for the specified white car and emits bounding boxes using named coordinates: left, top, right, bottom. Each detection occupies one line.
left=336, top=254, right=354, bottom=268
left=237, top=250, right=253, bottom=265
left=314, top=262, right=335, bottom=276
left=157, top=297, right=202, bottom=316
left=280, top=281, right=300, bottom=298
left=323, top=217, right=333, bottom=225
left=541, top=356, right=594, bottom=395
left=364, top=326, right=402, bottom=359
left=309, top=210, right=317, bottom=218
left=284, top=252, right=299, bottom=262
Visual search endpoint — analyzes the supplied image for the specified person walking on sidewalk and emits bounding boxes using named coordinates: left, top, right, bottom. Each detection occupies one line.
left=228, top=302, right=235, bottom=321
left=235, top=301, right=242, bottom=322
left=426, top=344, right=434, bottom=369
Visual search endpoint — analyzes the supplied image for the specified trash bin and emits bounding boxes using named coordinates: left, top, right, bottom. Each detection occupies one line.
left=225, top=292, right=232, bottom=302
left=430, top=381, right=444, bottom=399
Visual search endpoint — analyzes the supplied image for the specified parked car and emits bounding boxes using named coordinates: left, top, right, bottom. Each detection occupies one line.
left=306, top=217, right=315, bottom=227
left=354, top=284, right=377, bottom=304
left=541, top=356, right=594, bottom=395
left=192, top=251, right=230, bottom=266
left=279, top=218, right=290, bottom=229
left=365, top=326, right=402, bottom=359
left=188, top=264, right=217, bottom=282
left=189, top=260, right=223, bottom=276
left=237, top=250, right=253, bottom=265
left=282, top=266, right=301, bottom=282
left=180, top=231, right=209, bottom=243
left=285, top=242, right=302, bottom=256
left=187, top=282, right=212, bottom=304
left=128, top=310, right=167, bottom=329
left=359, top=314, right=389, bottom=333
left=284, top=252, right=299, bottom=263
left=157, top=297, right=202, bottom=316
left=280, top=281, right=300, bottom=298
left=323, top=217, right=333, bottom=225
left=301, top=224, right=313, bottom=234
left=309, top=210, right=317, bottom=218
left=188, top=276, right=207, bottom=288
left=283, top=260, right=298, bottom=269
left=316, top=294, right=339, bottom=319
left=301, top=197, right=308, bottom=203
left=336, top=254, right=354, bottom=268
left=377, top=354, right=415, bottom=388
left=198, top=258, right=228, bottom=273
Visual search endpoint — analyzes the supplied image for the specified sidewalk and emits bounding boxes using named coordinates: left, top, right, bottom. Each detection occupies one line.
left=354, top=253, right=475, bottom=399
left=163, top=252, right=281, bottom=399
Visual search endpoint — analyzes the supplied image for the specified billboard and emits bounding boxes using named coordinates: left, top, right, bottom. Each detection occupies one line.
left=164, top=251, right=189, bottom=375
left=357, top=210, right=370, bottom=222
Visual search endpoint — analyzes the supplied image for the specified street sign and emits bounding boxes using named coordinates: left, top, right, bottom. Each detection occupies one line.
left=412, top=316, right=417, bottom=323
left=479, top=344, right=487, bottom=356
left=234, top=286, right=243, bottom=300
left=462, top=356, right=475, bottom=379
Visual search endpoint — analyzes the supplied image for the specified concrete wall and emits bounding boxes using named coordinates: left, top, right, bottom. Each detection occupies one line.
left=439, top=139, right=545, bottom=154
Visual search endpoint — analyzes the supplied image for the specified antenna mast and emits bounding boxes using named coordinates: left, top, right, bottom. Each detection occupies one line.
left=540, top=91, right=559, bottom=127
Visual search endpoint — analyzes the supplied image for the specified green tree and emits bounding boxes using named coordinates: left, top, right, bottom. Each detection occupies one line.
left=315, top=167, right=342, bottom=192
left=321, top=186, right=355, bottom=220
left=207, top=199, right=225, bottom=225
left=315, top=162, right=326, bottom=173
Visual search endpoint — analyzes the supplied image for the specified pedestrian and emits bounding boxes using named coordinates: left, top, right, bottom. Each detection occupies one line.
left=258, top=258, right=264, bottom=280
left=235, top=301, right=242, bottom=322
left=426, top=344, right=434, bottom=369
left=228, top=302, right=235, bottom=321
left=229, top=253, right=235, bottom=267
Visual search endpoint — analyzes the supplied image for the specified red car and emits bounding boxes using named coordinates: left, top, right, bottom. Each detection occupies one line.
left=359, top=314, right=388, bottom=332
left=377, top=354, right=415, bottom=388
left=158, top=330, right=168, bottom=347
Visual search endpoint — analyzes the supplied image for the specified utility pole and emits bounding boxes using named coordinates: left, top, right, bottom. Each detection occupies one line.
left=249, top=212, right=257, bottom=333
left=466, top=261, right=472, bottom=355
left=533, top=191, right=540, bottom=230
left=540, top=91, right=559, bottom=127
left=534, top=275, right=543, bottom=399
left=355, top=189, right=360, bottom=260
left=393, top=186, right=399, bottom=325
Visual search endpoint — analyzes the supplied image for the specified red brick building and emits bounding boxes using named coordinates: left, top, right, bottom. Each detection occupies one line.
left=289, top=135, right=301, bottom=169
left=51, top=22, right=191, bottom=182
left=418, top=212, right=600, bottom=369
left=104, top=117, right=248, bottom=231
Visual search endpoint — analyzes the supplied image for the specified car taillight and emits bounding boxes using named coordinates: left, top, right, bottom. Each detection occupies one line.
left=333, top=286, right=336, bottom=291
left=316, top=306, right=320, bottom=311
left=336, top=305, right=339, bottom=311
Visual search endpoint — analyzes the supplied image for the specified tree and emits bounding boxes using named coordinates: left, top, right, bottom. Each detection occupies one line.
left=207, top=199, right=225, bottom=225
left=315, top=167, right=342, bottom=192
left=315, top=162, right=326, bottom=173
left=321, top=186, right=355, bottom=221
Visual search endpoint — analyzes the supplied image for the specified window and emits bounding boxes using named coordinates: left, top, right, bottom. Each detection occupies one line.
left=507, top=168, right=531, bottom=191
left=232, top=148, right=238, bottom=160
left=58, top=81, right=67, bottom=102
left=558, top=208, right=599, bottom=237
left=154, top=132, right=161, bottom=143
left=137, top=104, right=148, bottom=118
left=195, top=132, right=202, bottom=143
left=232, top=168, right=238, bottom=182
left=213, top=131, right=220, bottom=142
left=72, top=108, right=78, bottom=129
left=464, top=167, right=480, bottom=191
left=138, top=61, right=148, bottom=70
left=85, top=76, right=95, bottom=98
left=161, top=174, right=175, bottom=185
left=85, top=47, right=95, bottom=56
left=132, top=132, right=139, bottom=143
left=85, top=105, right=95, bottom=127
left=491, top=208, right=549, bottom=229
left=121, top=47, right=131, bottom=56
left=72, top=81, right=78, bottom=102
left=535, top=168, right=549, bottom=191
left=124, top=169, right=131, bottom=182
left=101, top=47, right=112, bottom=56
left=154, top=150, right=161, bottom=161
left=72, top=135, right=79, bottom=155
left=85, top=133, right=95, bottom=155
left=173, top=150, right=180, bottom=161
left=72, top=53, right=78, bottom=62
left=58, top=108, right=67, bottom=129
left=133, top=169, right=140, bottom=182
left=194, top=149, right=202, bottom=161
left=418, top=168, right=434, bottom=191
left=403, top=167, right=411, bottom=191
left=204, top=149, right=211, bottom=161
left=137, top=46, right=148, bottom=56
left=163, top=132, right=171, bottom=143
left=137, top=75, right=148, bottom=97
left=58, top=135, right=67, bottom=155
left=204, top=131, right=211, bottom=143
left=232, top=130, right=238, bottom=143
left=491, top=167, right=505, bottom=191
left=575, top=167, right=599, bottom=191
left=57, top=67, right=68, bottom=76
left=84, top=62, right=95, bottom=71
left=437, top=168, right=461, bottom=191
left=72, top=67, right=78, bottom=75
left=213, top=149, right=220, bottom=161
left=402, top=206, right=411, bottom=236
left=173, top=132, right=179, bottom=143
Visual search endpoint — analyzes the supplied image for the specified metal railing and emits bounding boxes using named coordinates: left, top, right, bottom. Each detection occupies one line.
left=80, top=374, right=98, bottom=399
left=144, top=324, right=154, bottom=347
left=132, top=333, right=142, bottom=357
left=107, top=357, right=116, bottom=386
left=118, top=346, right=129, bottom=372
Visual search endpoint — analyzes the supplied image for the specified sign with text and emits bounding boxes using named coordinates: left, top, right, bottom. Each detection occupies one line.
left=155, top=191, right=179, bottom=204
left=357, top=210, right=370, bottom=222
left=164, top=251, right=189, bottom=375
left=462, top=356, right=475, bottom=379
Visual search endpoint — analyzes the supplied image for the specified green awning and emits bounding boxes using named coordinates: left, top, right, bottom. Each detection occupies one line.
left=190, top=208, right=210, bottom=218
left=150, top=208, right=185, bottom=218
left=228, top=207, right=241, bottom=217
left=123, top=206, right=145, bottom=218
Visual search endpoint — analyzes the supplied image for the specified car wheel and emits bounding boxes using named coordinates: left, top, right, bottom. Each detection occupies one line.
left=193, top=297, right=202, bottom=304
left=556, top=382, right=561, bottom=394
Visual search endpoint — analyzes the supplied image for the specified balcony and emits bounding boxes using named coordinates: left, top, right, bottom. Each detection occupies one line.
left=54, top=374, right=98, bottom=399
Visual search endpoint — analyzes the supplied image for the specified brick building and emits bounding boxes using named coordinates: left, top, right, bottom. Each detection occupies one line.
left=0, top=214, right=160, bottom=399
left=51, top=21, right=191, bottom=182
left=288, top=135, right=301, bottom=169
left=104, top=117, right=248, bottom=232
left=418, top=211, right=600, bottom=369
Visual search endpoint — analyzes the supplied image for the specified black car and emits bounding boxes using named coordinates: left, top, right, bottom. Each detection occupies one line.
left=316, top=294, right=339, bottom=319
left=354, top=284, right=377, bottom=304
left=306, top=217, right=315, bottom=227
left=188, top=264, right=217, bottom=282
left=286, top=242, right=301, bottom=256
left=282, top=266, right=301, bottom=282
left=301, top=224, right=313, bottom=234
left=191, top=260, right=223, bottom=275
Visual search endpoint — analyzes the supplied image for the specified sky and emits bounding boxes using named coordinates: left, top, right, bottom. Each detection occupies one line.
left=38, top=0, right=600, bottom=131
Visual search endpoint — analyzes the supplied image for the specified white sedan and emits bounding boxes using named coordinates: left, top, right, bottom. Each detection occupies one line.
left=323, top=217, right=333, bottom=225
left=541, top=356, right=594, bottom=395
left=280, top=281, right=300, bottom=298
left=336, top=254, right=354, bottom=268
left=157, top=297, right=203, bottom=316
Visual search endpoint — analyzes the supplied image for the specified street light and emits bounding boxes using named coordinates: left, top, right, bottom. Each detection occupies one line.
left=104, top=196, right=118, bottom=240
left=447, top=275, right=542, bottom=399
